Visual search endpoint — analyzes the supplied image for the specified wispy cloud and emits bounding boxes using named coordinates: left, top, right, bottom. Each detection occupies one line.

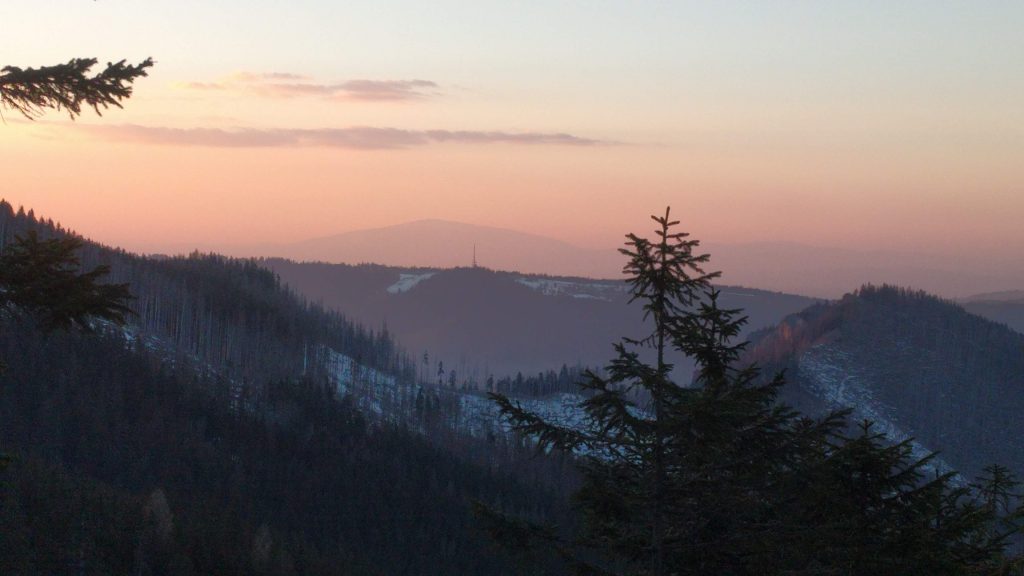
left=177, top=72, right=440, bottom=101
left=334, top=79, right=439, bottom=101
left=232, top=72, right=308, bottom=82
left=79, top=124, right=607, bottom=149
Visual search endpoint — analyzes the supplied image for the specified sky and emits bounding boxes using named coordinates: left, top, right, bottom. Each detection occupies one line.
left=1, top=1, right=1022, bottom=294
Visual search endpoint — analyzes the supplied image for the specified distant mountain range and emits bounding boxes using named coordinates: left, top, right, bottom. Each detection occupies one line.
left=263, top=259, right=820, bottom=378
left=705, top=242, right=1023, bottom=300
left=959, top=291, right=1024, bottom=334
left=197, top=219, right=1023, bottom=299
left=283, top=219, right=625, bottom=280
left=961, top=290, right=1024, bottom=302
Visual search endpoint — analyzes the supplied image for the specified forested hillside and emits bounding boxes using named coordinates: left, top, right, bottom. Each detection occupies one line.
left=0, top=201, right=414, bottom=392
left=748, top=285, right=1024, bottom=479
left=0, top=323, right=572, bottom=574
left=0, top=202, right=574, bottom=574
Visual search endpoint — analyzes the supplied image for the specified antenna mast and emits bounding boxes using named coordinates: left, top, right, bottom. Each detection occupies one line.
left=472, top=243, right=478, bottom=268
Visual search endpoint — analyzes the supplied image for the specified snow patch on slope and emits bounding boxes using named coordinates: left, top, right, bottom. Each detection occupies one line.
left=798, top=343, right=960, bottom=480
left=457, top=392, right=590, bottom=438
left=515, top=277, right=626, bottom=301
left=322, top=348, right=400, bottom=418
left=321, top=344, right=597, bottom=446
left=387, top=272, right=436, bottom=294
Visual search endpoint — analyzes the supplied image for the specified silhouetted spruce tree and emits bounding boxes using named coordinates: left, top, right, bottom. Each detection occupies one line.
left=481, top=208, right=1022, bottom=576
left=0, top=231, right=132, bottom=332
left=0, top=57, right=152, bottom=119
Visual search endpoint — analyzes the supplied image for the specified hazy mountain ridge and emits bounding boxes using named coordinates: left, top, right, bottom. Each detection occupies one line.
left=276, top=219, right=624, bottom=279
left=747, top=285, right=1024, bottom=479
left=959, top=291, right=1024, bottom=334
left=960, top=300, right=1024, bottom=335
left=707, top=241, right=1024, bottom=299
left=202, top=219, right=1024, bottom=299
left=262, top=258, right=820, bottom=378
left=961, top=290, right=1024, bottom=303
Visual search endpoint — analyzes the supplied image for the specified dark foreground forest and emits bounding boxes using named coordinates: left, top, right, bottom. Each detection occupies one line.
left=2, top=204, right=1023, bottom=575
left=0, top=204, right=574, bottom=575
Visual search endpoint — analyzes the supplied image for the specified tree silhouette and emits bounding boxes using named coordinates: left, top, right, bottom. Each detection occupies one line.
left=0, top=57, right=153, bottom=120
left=0, top=231, right=132, bottom=331
left=480, top=208, right=1023, bottom=575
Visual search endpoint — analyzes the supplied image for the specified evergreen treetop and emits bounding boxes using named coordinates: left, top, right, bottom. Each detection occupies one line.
left=0, top=230, right=132, bottom=331
left=482, top=208, right=1024, bottom=576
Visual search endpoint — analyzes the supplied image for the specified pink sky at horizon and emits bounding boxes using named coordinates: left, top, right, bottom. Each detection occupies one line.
left=1, top=1, right=1021, bottom=291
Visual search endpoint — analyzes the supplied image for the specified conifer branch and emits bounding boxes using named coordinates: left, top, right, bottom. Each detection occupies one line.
left=489, top=392, right=590, bottom=452
left=0, top=57, right=153, bottom=120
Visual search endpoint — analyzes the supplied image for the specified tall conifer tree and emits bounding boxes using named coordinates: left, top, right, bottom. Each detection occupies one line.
left=482, top=208, right=1023, bottom=576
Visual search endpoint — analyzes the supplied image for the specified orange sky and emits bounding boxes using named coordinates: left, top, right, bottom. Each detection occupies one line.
left=5, top=116, right=1020, bottom=260
left=1, top=2, right=1022, bottom=293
